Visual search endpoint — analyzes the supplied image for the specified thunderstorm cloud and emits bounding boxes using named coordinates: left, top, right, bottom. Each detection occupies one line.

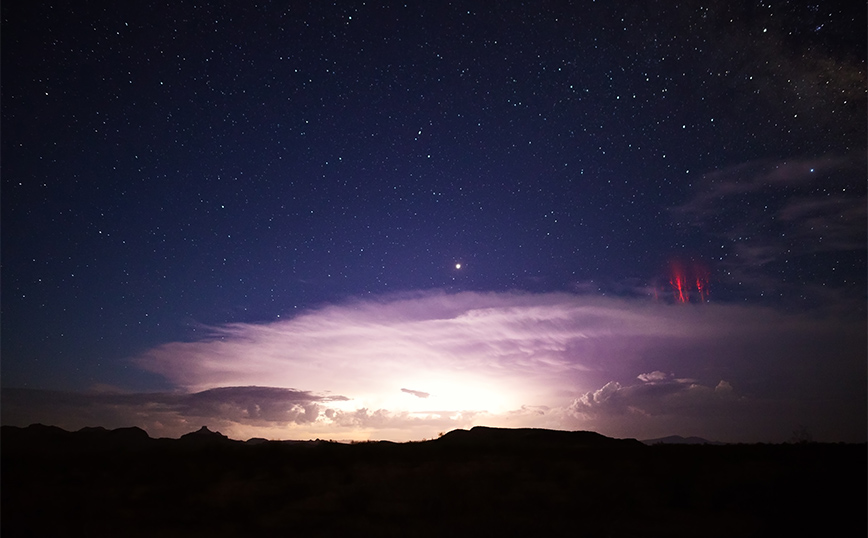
left=4, top=291, right=864, bottom=442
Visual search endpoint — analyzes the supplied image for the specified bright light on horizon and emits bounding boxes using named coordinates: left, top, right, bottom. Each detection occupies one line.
left=4, top=290, right=864, bottom=444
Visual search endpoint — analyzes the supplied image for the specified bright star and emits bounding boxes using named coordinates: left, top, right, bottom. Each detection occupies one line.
left=455, top=263, right=462, bottom=269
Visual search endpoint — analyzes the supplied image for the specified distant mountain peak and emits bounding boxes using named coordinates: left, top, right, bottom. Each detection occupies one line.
left=438, top=426, right=644, bottom=449
left=641, top=435, right=724, bottom=445
left=179, top=426, right=233, bottom=444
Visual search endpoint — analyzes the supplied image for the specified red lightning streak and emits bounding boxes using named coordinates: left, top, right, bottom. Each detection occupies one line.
left=694, top=263, right=710, bottom=302
left=669, top=262, right=687, bottom=303
left=664, top=260, right=710, bottom=304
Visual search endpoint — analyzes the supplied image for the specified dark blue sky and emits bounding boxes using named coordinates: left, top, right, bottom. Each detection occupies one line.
left=2, top=1, right=865, bottom=441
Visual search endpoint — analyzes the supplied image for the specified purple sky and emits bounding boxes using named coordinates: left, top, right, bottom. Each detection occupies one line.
left=3, top=1, right=865, bottom=443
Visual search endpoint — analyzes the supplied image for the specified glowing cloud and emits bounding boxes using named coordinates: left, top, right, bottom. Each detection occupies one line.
left=101, top=291, right=865, bottom=442
left=3, top=291, right=862, bottom=442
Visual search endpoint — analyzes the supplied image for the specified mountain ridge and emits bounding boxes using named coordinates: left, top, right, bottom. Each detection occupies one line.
left=641, top=435, right=725, bottom=445
left=2, top=423, right=644, bottom=450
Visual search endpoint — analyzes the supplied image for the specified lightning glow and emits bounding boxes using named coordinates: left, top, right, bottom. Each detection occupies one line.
left=4, top=291, right=866, bottom=443
left=665, top=260, right=710, bottom=304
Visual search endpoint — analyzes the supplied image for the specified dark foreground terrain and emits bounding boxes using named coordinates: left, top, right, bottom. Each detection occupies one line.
left=2, top=425, right=865, bottom=537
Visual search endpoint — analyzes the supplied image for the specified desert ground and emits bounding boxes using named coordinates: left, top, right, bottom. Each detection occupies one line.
left=2, top=425, right=865, bottom=537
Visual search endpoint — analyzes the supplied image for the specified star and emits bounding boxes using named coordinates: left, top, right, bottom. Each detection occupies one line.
left=1, top=0, right=863, bottom=445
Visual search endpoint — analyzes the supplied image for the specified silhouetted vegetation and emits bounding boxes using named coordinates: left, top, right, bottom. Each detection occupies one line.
left=2, top=425, right=864, bottom=537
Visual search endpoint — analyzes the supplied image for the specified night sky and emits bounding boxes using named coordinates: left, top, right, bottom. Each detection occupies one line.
left=2, top=1, right=866, bottom=442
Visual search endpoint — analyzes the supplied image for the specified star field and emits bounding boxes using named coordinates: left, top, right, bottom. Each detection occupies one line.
left=1, top=1, right=865, bottom=441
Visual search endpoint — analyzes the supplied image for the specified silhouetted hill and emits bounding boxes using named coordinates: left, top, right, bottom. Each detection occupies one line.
left=178, top=425, right=237, bottom=446
left=2, top=423, right=69, bottom=442
left=77, top=425, right=151, bottom=441
left=1, top=424, right=642, bottom=452
left=2, top=423, right=865, bottom=537
left=438, top=425, right=644, bottom=449
left=642, top=435, right=724, bottom=445
left=2, top=424, right=154, bottom=454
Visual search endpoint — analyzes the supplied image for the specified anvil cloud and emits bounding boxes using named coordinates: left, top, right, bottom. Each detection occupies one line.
left=6, top=291, right=864, bottom=442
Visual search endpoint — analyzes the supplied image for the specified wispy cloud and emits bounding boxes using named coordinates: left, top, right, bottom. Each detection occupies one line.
left=674, top=156, right=848, bottom=220
left=401, top=388, right=430, bottom=399
left=673, top=153, right=866, bottom=304
left=5, top=291, right=862, bottom=442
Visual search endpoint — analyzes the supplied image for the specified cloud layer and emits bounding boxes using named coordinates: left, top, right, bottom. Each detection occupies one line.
left=672, top=153, right=866, bottom=307
left=5, top=291, right=864, bottom=442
